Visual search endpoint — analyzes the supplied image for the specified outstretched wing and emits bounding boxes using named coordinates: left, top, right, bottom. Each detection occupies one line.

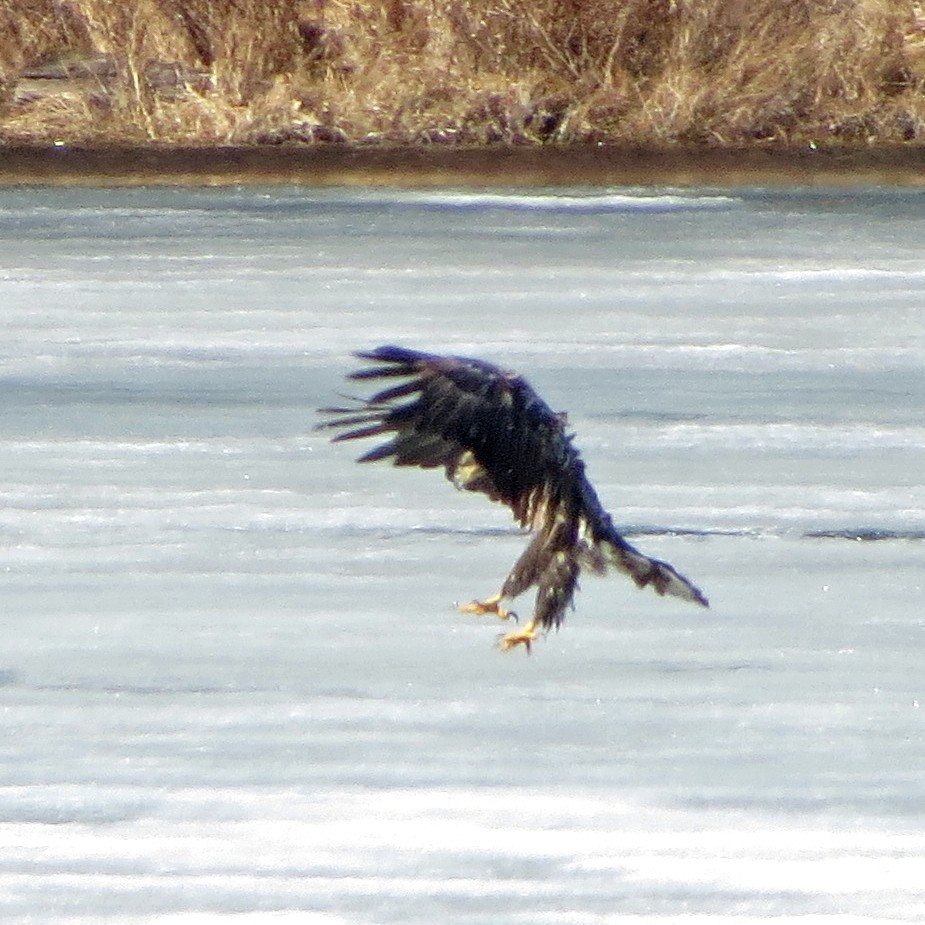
left=317, top=345, right=576, bottom=528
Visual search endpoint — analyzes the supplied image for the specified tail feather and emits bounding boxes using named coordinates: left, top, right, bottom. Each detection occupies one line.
left=604, top=532, right=709, bottom=608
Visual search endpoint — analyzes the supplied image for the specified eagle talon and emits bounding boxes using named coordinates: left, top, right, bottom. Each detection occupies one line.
left=457, top=594, right=514, bottom=622
left=498, top=621, right=538, bottom=654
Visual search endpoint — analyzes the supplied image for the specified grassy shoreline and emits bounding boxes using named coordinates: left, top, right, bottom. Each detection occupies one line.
left=2, top=1, right=924, bottom=153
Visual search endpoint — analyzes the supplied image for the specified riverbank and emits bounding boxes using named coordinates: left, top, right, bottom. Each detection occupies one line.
left=3, top=142, right=925, bottom=188
left=2, top=1, right=925, bottom=153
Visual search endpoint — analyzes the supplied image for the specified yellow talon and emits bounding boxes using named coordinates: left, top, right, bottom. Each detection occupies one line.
left=499, top=620, right=538, bottom=654
left=457, top=593, right=515, bottom=621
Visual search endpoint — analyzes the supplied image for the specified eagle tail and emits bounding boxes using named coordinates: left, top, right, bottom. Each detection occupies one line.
left=601, top=529, right=709, bottom=608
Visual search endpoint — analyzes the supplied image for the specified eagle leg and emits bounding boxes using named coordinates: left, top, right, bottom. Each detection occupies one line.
left=457, top=592, right=516, bottom=621
left=498, top=619, right=538, bottom=654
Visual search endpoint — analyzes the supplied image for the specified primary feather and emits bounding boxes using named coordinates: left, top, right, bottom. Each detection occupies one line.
left=318, top=345, right=708, bottom=641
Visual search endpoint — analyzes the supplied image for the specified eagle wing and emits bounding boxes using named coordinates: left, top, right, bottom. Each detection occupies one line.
left=316, top=345, right=573, bottom=528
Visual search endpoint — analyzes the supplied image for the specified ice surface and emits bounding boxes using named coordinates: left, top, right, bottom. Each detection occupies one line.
left=1, top=186, right=923, bottom=922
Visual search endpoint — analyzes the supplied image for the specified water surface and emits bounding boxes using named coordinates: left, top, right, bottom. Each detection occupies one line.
left=1, top=186, right=923, bottom=922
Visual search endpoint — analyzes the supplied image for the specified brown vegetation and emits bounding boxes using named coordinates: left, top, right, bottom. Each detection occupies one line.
left=1, top=0, right=924, bottom=148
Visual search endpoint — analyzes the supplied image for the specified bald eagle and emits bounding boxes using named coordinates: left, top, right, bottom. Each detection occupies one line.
left=318, top=346, right=708, bottom=652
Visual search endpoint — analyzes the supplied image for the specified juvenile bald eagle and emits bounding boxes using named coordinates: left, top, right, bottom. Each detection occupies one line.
left=318, top=346, right=708, bottom=652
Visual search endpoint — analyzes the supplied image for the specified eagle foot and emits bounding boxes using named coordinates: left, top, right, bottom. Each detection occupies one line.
left=457, top=593, right=516, bottom=622
left=498, top=621, right=538, bottom=654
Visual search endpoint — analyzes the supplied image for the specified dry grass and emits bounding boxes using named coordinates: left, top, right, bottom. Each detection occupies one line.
left=1, top=0, right=923, bottom=147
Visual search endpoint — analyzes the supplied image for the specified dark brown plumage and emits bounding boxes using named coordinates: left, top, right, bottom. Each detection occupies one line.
left=318, top=345, right=708, bottom=652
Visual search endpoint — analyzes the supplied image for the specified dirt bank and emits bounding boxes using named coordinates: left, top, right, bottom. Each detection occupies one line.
left=3, top=143, right=925, bottom=188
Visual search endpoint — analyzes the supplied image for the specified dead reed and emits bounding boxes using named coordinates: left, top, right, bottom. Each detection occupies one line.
left=1, top=0, right=923, bottom=147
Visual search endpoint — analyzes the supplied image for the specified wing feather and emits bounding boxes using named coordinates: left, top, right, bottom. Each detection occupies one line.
left=331, top=422, right=389, bottom=442
left=366, top=380, right=426, bottom=404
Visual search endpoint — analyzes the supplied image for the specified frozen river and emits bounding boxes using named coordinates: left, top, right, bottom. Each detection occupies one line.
left=1, top=185, right=924, bottom=922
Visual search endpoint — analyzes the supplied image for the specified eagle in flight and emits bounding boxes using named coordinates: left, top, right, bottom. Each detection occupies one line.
left=318, top=346, right=708, bottom=652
